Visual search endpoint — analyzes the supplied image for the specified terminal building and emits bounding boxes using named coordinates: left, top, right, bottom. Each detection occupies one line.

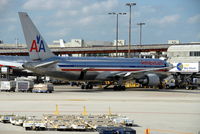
left=167, top=44, right=200, bottom=63
left=0, top=39, right=199, bottom=59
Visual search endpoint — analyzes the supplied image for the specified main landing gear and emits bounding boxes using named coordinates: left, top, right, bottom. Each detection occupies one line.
left=113, top=85, right=126, bottom=91
left=81, top=83, right=93, bottom=89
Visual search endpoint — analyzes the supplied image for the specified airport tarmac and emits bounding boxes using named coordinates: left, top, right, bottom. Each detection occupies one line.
left=0, top=86, right=200, bottom=134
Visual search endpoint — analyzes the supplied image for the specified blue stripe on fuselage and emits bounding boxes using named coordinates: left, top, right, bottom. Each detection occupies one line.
left=58, top=64, right=165, bottom=68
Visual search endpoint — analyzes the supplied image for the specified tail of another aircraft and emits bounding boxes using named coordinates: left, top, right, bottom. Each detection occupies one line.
left=18, top=12, right=55, bottom=61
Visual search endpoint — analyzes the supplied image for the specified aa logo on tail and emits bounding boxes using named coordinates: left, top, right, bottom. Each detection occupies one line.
left=30, top=35, right=46, bottom=52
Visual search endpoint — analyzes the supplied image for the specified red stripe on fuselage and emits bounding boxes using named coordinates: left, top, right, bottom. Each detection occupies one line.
left=0, top=64, right=16, bottom=67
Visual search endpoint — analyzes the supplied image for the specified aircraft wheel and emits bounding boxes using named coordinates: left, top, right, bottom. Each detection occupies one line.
left=165, top=85, right=169, bottom=89
left=114, top=86, right=121, bottom=91
left=121, top=86, right=126, bottom=91
left=84, top=84, right=93, bottom=89
left=89, top=85, right=93, bottom=89
left=118, top=86, right=123, bottom=91
left=81, top=85, right=85, bottom=89
left=185, top=86, right=190, bottom=90
left=85, top=85, right=89, bottom=89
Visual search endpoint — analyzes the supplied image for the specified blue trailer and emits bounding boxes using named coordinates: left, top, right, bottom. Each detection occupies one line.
left=96, top=127, right=136, bottom=134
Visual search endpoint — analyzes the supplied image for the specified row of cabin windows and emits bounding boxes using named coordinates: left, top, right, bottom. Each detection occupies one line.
left=190, top=51, right=200, bottom=56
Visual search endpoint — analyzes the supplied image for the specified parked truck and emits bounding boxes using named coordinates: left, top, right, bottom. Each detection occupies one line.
left=168, top=62, right=200, bottom=89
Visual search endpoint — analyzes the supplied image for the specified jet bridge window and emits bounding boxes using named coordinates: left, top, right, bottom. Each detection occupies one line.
left=190, top=51, right=200, bottom=56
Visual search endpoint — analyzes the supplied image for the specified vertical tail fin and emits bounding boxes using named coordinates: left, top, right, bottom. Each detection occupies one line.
left=18, top=12, right=55, bottom=60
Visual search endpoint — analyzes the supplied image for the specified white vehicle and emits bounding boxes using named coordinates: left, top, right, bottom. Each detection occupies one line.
left=0, top=81, right=16, bottom=92
left=23, top=120, right=34, bottom=130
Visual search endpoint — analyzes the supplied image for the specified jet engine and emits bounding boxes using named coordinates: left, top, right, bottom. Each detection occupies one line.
left=138, top=74, right=161, bottom=86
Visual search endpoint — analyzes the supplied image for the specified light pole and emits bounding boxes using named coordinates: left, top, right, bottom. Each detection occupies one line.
left=15, top=38, right=19, bottom=48
left=108, top=12, right=126, bottom=57
left=126, top=2, right=136, bottom=58
left=137, top=22, right=145, bottom=45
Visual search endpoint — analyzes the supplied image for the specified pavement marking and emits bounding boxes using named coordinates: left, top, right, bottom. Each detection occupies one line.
left=0, top=111, right=200, bottom=115
left=0, top=98, right=199, bottom=103
left=65, top=99, right=88, bottom=101
left=150, top=129, right=194, bottom=134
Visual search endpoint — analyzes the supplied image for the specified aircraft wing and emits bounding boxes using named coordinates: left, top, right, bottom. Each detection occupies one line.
left=0, top=60, right=24, bottom=69
left=104, top=66, right=172, bottom=82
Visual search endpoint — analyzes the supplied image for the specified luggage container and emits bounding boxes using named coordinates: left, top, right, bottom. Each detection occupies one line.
left=1, top=67, right=9, bottom=74
left=0, top=81, right=16, bottom=92
left=52, top=120, right=72, bottom=131
left=16, top=80, right=34, bottom=92
left=23, top=119, right=46, bottom=131
left=34, top=120, right=46, bottom=130
left=10, top=116, right=26, bottom=126
left=71, top=119, right=86, bottom=130
left=113, top=116, right=134, bottom=126
left=23, top=120, right=34, bottom=130
left=32, top=83, right=54, bottom=93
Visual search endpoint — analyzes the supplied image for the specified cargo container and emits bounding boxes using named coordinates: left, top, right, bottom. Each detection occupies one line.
left=10, top=116, right=26, bottom=126
left=112, top=116, right=134, bottom=126
left=32, top=83, right=54, bottom=93
left=23, top=119, right=46, bottom=130
left=167, top=62, right=200, bottom=89
left=0, top=81, right=16, bottom=92
left=16, top=80, right=34, bottom=92
left=1, top=67, right=9, bottom=74
left=0, top=115, right=15, bottom=123
left=167, top=45, right=200, bottom=89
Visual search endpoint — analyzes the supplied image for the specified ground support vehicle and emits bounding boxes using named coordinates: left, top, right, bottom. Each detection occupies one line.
left=167, top=62, right=200, bottom=89
left=32, top=83, right=54, bottom=93
left=0, top=81, right=16, bottom=92
left=172, top=73, right=200, bottom=90
left=16, top=80, right=34, bottom=92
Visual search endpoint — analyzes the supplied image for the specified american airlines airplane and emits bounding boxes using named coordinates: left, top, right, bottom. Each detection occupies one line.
left=1, top=12, right=172, bottom=90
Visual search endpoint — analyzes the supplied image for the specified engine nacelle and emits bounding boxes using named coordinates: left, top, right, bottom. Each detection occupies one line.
left=139, top=74, right=161, bottom=86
